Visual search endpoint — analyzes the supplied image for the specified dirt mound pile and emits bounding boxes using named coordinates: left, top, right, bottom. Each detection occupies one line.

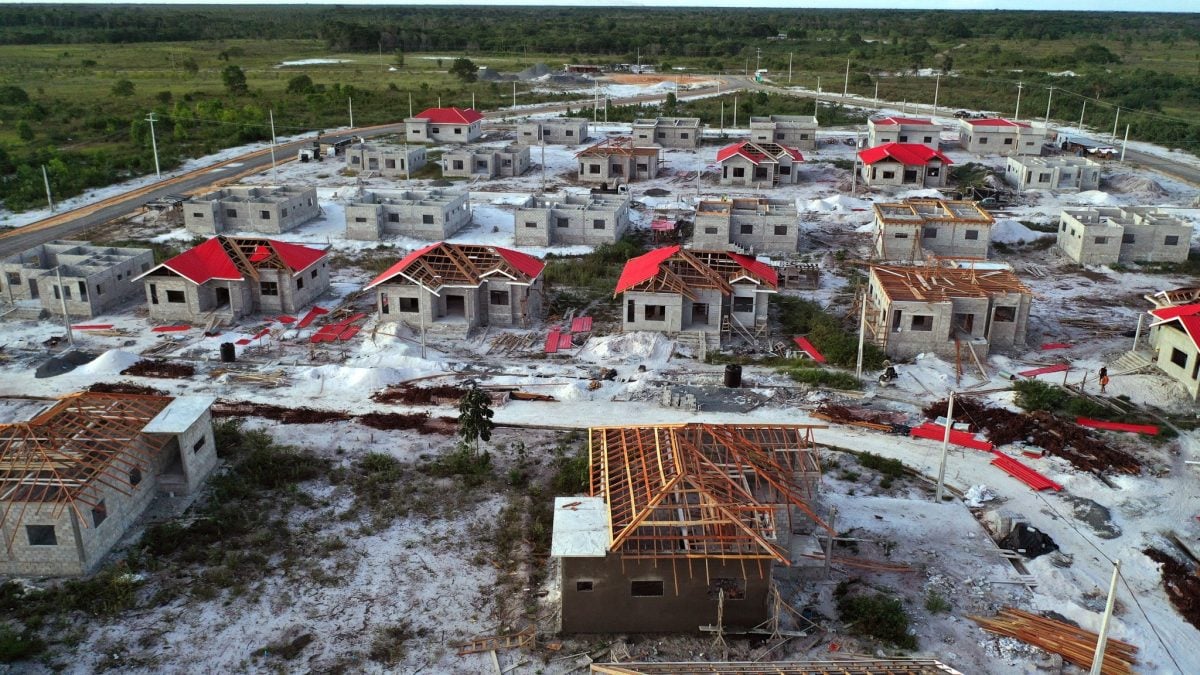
left=1143, top=547, right=1200, bottom=631
left=87, top=381, right=169, bottom=396
left=372, top=384, right=467, bottom=405
left=213, top=401, right=351, bottom=424
left=517, top=62, right=552, bottom=80
left=1104, top=173, right=1167, bottom=197
left=120, top=360, right=196, bottom=379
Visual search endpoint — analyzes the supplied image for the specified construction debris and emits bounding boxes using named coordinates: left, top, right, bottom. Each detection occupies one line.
left=922, top=398, right=1141, bottom=476
left=1143, top=548, right=1200, bottom=631
left=812, top=402, right=907, bottom=433
left=211, top=401, right=352, bottom=424
left=970, top=607, right=1138, bottom=675
left=372, top=384, right=468, bottom=406
left=87, top=381, right=169, bottom=396
left=453, top=628, right=535, bottom=655
left=120, top=359, right=196, bottom=379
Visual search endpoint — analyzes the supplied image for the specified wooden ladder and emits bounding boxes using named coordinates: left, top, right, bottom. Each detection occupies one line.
left=454, top=629, right=535, bottom=655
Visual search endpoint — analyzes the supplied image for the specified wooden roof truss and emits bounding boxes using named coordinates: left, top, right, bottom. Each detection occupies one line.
left=403, top=244, right=527, bottom=293
left=588, top=424, right=829, bottom=564
left=624, top=250, right=738, bottom=299
left=0, top=393, right=173, bottom=552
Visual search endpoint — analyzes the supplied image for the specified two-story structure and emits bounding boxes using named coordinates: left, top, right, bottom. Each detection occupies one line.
left=344, top=188, right=472, bottom=241
left=873, top=200, right=995, bottom=261
left=136, top=236, right=330, bottom=323
left=1057, top=206, right=1193, bottom=266
left=715, top=141, right=804, bottom=188
left=553, top=423, right=826, bottom=633
left=405, top=107, right=484, bottom=144
left=959, top=118, right=1047, bottom=157
left=1005, top=156, right=1101, bottom=192
left=576, top=137, right=662, bottom=185
left=441, top=145, right=530, bottom=179
left=345, top=143, right=427, bottom=177
left=867, top=116, right=942, bottom=150
left=183, top=186, right=320, bottom=235
left=514, top=193, right=631, bottom=247
left=858, top=143, right=952, bottom=189
left=864, top=264, right=1032, bottom=360
left=616, top=246, right=778, bottom=346
left=365, top=242, right=544, bottom=335
left=0, top=241, right=154, bottom=318
left=749, top=115, right=819, bottom=150
left=0, top=392, right=216, bottom=576
left=517, top=117, right=589, bottom=145
left=693, top=197, right=800, bottom=255
left=632, top=117, right=702, bottom=149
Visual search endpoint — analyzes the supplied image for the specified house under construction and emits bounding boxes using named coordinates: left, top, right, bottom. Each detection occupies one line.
left=873, top=200, right=995, bottom=262
left=576, top=137, right=662, bottom=185
left=552, top=423, right=829, bottom=633
left=0, top=392, right=216, bottom=576
left=864, top=265, right=1032, bottom=361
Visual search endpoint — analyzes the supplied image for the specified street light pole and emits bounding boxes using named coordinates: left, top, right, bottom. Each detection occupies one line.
left=145, top=112, right=161, bottom=178
left=1014, top=81, right=1023, bottom=121
left=41, top=165, right=54, bottom=213
left=268, top=109, right=277, bottom=183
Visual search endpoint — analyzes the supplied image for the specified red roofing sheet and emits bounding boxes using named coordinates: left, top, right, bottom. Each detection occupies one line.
left=495, top=247, right=546, bottom=279
left=1019, top=364, right=1069, bottom=377
left=615, top=245, right=681, bottom=294
left=151, top=325, right=191, bottom=333
left=1180, top=315, right=1200, bottom=351
left=716, top=141, right=769, bottom=165
left=558, top=332, right=574, bottom=350
left=161, top=237, right=244, bottom=285
left=296, top=305, right=329, bottom=329
left=252, top=328, right=271, bottom=340
left=570, top=316, right=593, bottom=333
left=1076, top=418, right=1159, bottom=436
left=990, top=453, right=1062, bottom=491
left=268, top=240, right=326, bottom=274
left=71, top=324, right=113, bottom=330
left=650, top=218, right=677, bottom=231
left=872, top=116, right=935, bottom=126
left=277, top=315, right=297, bottom=324
left=1041, top=342, right=1071, bottom=350
left=365, top=243, right=440, bottom=289
left=338, top=325, right=363, bottom=341
left=910, top=422, right=995, bottom=452
left=414, top=107, right=483, bottom=124
left=1149, top=303, right=1200, bottom=321
left=792, top=336, right=826, bottom=364
left=965, top=118, right=1031, bottom=128
left=727, top=252, right=779, bottom=286
left=544, top=329, right=561, bottom=354
left=858, top=142, right=953, bottom=167
left=235, top=338, right=252, bottom=346
left=249, top=245, right=272, bottom=263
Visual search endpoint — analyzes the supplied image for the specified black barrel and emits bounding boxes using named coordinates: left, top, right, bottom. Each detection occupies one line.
left=724, top=364, right=742, bottom=388
left=219, top=342, right=236, bottom=363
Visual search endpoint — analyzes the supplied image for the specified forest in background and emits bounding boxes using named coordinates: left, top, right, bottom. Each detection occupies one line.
left=0, top=6, right=1198, bottom=212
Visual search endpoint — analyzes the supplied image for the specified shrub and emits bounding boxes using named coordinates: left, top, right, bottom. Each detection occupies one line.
left=925, top=591, right=951, bottom=613
left=858, top=452, right=905, bottom=479
left=837, top=592, right=918, bottom=649
left=1013, top=379, right=1069, bottom=412
left=786, top=367, right=862, bottom=390
left=368, top=622, right=414, bottom=664
left=0, top=625, right=45, bottom=662
left=775, top=296, right=886, bottom=370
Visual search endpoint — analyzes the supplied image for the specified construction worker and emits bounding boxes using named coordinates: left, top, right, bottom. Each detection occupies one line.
left=1099, top=366, right=1110, bottom=394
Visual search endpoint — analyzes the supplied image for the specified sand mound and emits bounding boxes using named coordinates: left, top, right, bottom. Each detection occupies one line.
left=1103, top=173, right=1167, bottom=197
left=517, top=63, right=552, bottom=80
left=78, top=350, right=142, bottom=375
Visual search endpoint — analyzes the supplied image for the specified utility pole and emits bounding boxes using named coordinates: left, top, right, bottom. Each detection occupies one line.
left=540, top=138, right=546, bottom=194
left=145, top=112, right=161, bottom=178
left=936, top=392, right=955, bottom=502
left=1121, top=124, right=1130, bottom=161
left=933, top=74, right=940, bottom=112
left=378, top=41, right=383, bottom=72
left=855, top=290, right=866, bottom=379
left=41, top=165, right=54, bottom=212
left=815, top=77, right=820, bottom=117
left=593, top=79, right=598, bottom=123
left=745, top=58, right=749, bottom=77
left=408, top=93, right=413, bottom=119
left=755, top=47, right=761, bottom=74
left=788, top=52, right=792, bottom=82
left=843, top=58, right=850, bottom=99
left=1014, top=81, right=1023, bottom=121
left=1089, top=560, right=1122, bottom=675
left=1079, top=100, right=1087, bottom=131
left=268, top=109, right=277, bottom=183
left=512, top=81, right=517, bottom=109
left=1044, top=86, right=1054, bottom=127
left=404, top=142, right=411, bottom=186
left=733, top=94, right=737, bottom=129
left=55, top=266, right=74, bottom=346
left=471, top=91, right=475, bottom=110
left=348, top=97, right=354, bottom=128
left=1112, top=108, right=1121, bottom=141
left=874, top=79, right=879, bottom=105
left=720, top=101, right=724, bottom=135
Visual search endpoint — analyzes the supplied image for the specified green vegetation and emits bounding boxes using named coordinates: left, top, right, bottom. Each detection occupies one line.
left=775, top=296, right=886, bottom=370
left=785, top=366, right=862, bottom=390
left=543, top=236, right=646, bottom=313
left=1012, top=379, right=1178, bottom=438
left=835, top=582, right=918, bottom=650
left=925, top=591, right=951, bottom=614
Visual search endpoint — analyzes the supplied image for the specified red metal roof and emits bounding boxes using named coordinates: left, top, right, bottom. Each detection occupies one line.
left=858, top=142, right=953, bottom=167
left=715, top=141, right=803, bottom=166
left=871, top=116, right=935, bottom=126
left=365, top=243, right=545, bottom=291
left=1177, top=315, right=1200, bottom=352
left=268, top=240, right=326, bottom=274
left=1149, top=303, right=1200, bottom=321
left=413, top=107, right=483, bottom=124
left=963, top=118, right=1031, bottom=128
left=365, top=243, right=440, bottom=289
left=160, top=237, right=244, bottom=284
left=614, top=245, right=681, bottom=294
left=728, top=252, right=779, bottom=286
left=495, top=247, right=547, bottom=279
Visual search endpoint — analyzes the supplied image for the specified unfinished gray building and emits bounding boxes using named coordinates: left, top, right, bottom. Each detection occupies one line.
left=749, top=115, right=819, bottom=150
left=0, top=241, right=154, bottom=318
left=514, top=193, right=631, bottom=247
left=873, top=200, right=995, bottom=261
left=344, top=188, right=472, bottom=241
left=693, top=197, right=799, bottom=255
left=183, top=186, right=320, bottom=235
left=1005, top=156, right=1101, bottom=192
left=441, top=145, right=530, bottom=179
left=576, top=137, right=662, bottom=185
left=0, top=392, right=216, bottom=576
left=517, top=118, right=589, bottom=145
left=958, top=118, right=1048, bottom=157
left=345, top=143, right=427, bottom=177
left=864, top=265, right=1032, bottom=360
left=1057, top=206, right=1194, bottom=266
left=632, top=117, right=702, bottom=149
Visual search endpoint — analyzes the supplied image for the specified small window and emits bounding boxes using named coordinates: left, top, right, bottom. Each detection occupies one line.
left=385, top=159, right=396, bottom=169
left=740, top=224, right=754, bottom=235
left=893, top=232, right=909, bottom=239
left=130, top=467, right=142, bottom=486
left=193, top=437, right=206, bottom=453
left=1003, top=138, right=1014, bottom=145
left=355, top=217, right=367, bottom=223
left=979, top=137, right=988, bottom=145
left=96, top=284, right=104, bottom=296
left=588, top=164, right=600, bottom=174
left=52, top=285, right=60, bottom=300
left=1171, top=348, right=1188, bottom=368
left=631, top=580, right=664, bottom=597
left=910, top=315, right=934, bottom=331
left=422, top=214, right=435, bottom=224
left=1094, top=236, right=1109, bottom=245
left=680, top=132, right=689, bottom=139
left=92, top=501, right=107, bottom=528
left=78, top=281, right=87, bottom=299
left=388, top=213, right=400, bottom=223
left=557, top=217, right=569, bottom=228
left=593, top=219, right=605, bottom=230
left=704, top=227, right=719, bottom=235
left=964, top=230, right=979, bottom=241
left=732, top=167, right=745, bottom=178
left=192, top=212, right=204, bottom=219
left=733, top=296, right=754, bottom=313
left=398, top=297, right=419, bottom=313
left=225, top=209, right=237, bottom=218
left=525, top=221, right=538, bottom=228
left=994, top=306, right=1016, bottom=322
left=656, top=131, right=666, bottom=138
left=923, top=136, right=933, bottom=143
left=281, top=208, right=288, bottom=218
left=297, top=277, right=304, bottom=290
left=454, top=128, right=462, bottom=134
left=1038, top=173, right=1051, bottom=182
left=311, top=269, right=319, bottom=279
left=260, top=281, right=278, bottom=296
left=898, top=135, right=909, bottom=143
left=644, top=305, right=666, bottom=321
left=774, top=225, right=788, bottom=236
left=882, top=171, right=895, bottom=179
left=166, top=290, right=185, bottom=303
left=923, top=227, right=938, bottom=239
left=149, top=284, right=158, bottom=304
left=26, top=525, right=56, bottom=546
left=1165, top=235, right=1181, bottom=246
left=489, top=290, right=509, bottom=306
left=565, top=130, right=574, bottom=137
left=927, top=167, right=940, bottom=177
left=1122, top=233, right=1135, bottom=244
left=576, top=580, right=594, bottom=592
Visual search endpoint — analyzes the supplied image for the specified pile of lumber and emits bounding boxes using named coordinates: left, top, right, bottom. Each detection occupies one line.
left=970, top=607, right=1137, bottom=675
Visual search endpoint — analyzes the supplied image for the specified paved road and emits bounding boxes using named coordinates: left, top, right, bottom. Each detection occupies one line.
left=0, top=83, right=733, bottom=259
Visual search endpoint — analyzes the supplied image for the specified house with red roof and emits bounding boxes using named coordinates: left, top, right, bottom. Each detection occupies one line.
left=183, top=186, right=320, bottom=236
left=364, top=243, right=544, bottom=334
left=136, top=236, right=329, bottom=323
left=615, top=245, right=778, bottom=347
left=404, top=107, right=484, bottom=144
left=959, top=118, right=1047, bottom=156
left=867, top=116, right=942, bottom=150
left=857, top=142, right=953, bottom=189
left=715, top=141, right=803, bottom=187
left=1145, top=300, right=1200, bottom=400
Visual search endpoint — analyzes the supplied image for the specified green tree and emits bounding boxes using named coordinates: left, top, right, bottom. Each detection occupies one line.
left=181, top=57, right=199, bottom=76
left=111, top=79, right=135, bottom=97
left=457, top=385, right=494, bottom=456
left=0, top=85, right=28, bottom=105
left=222, top=65, right=248, bottom=95
left=449, top=57, right=478, bottom=83
left=286, top=74, right=314, bottom=94
left=16, top=121, right=33, bottom=142
left=393, top=50, right=405, bottom=67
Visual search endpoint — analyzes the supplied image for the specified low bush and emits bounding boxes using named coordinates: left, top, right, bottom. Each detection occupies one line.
left=786, top=367, right=862, bottom=390
left=858, top=452, right=906, bottom=479
left=1013, top=379, right=1069, bottom=412
left=837, top=591, right=918, bottom=649
left=775, top=296, right=886, bottom=370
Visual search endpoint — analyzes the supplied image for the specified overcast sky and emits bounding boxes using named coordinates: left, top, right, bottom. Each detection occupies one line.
left=15, top=1, right=1200, bottom=11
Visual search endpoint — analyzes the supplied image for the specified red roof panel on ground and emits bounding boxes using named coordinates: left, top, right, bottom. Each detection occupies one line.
left=792, top=336, right=826, bottom=363
left=858, top=142, right=953, bottom=167
left=413, top=107, right=483, bottom=124
left=1019, top=364, right=1070, bottom=378
left=161, top=237, right=244, bottom=284
left=615, top=245, right=681, bottom=294
left=295, top=306, right=329, bottom=329
left=544, top=329, right=561, bottom=354
left=1076, top=418, right=1159, bottom=435
left=495, top=247, right=546, bottom=279
left=570, top=316, right=593, bottom=333
left=650, top=218, right=677, bottom=231
left=727, top=252, right=779, bottom=286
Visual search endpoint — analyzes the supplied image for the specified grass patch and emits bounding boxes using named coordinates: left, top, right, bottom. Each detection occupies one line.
left=775, top=296, right=886, bottom=371
left=785, top=367, right=862, bottom=390
left=543, top=236, right=646, bottom=307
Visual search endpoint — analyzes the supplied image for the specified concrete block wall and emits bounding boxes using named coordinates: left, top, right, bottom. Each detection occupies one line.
left=728, top=212, right=799, bottom=254
left=1, top=244, right=154, bottom=317
left=513, top=196, right=630, bottom=247
left=183, top=188, right=319, bottom=235
left=345, top=191, right=471, bottom=241
left=862, top=160, right=948, bottom=189
left=1120, top=220, right=1192, bottom=264
left=623, top=291, right=685, bottom=334
left=517, top=119, right=589, bottom=145
left=1150, top=324, right=1200, bottom=399
left=1057, top=212, right=1123, bottom=265
left=749, top=116, right=818, bottom=150
left=868, top=124, right=941, bottom=150
left=345, top=144, right=427, bottom=177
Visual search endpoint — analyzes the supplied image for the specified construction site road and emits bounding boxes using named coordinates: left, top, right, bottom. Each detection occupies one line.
left=0, top=80, right=731, bottom=259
